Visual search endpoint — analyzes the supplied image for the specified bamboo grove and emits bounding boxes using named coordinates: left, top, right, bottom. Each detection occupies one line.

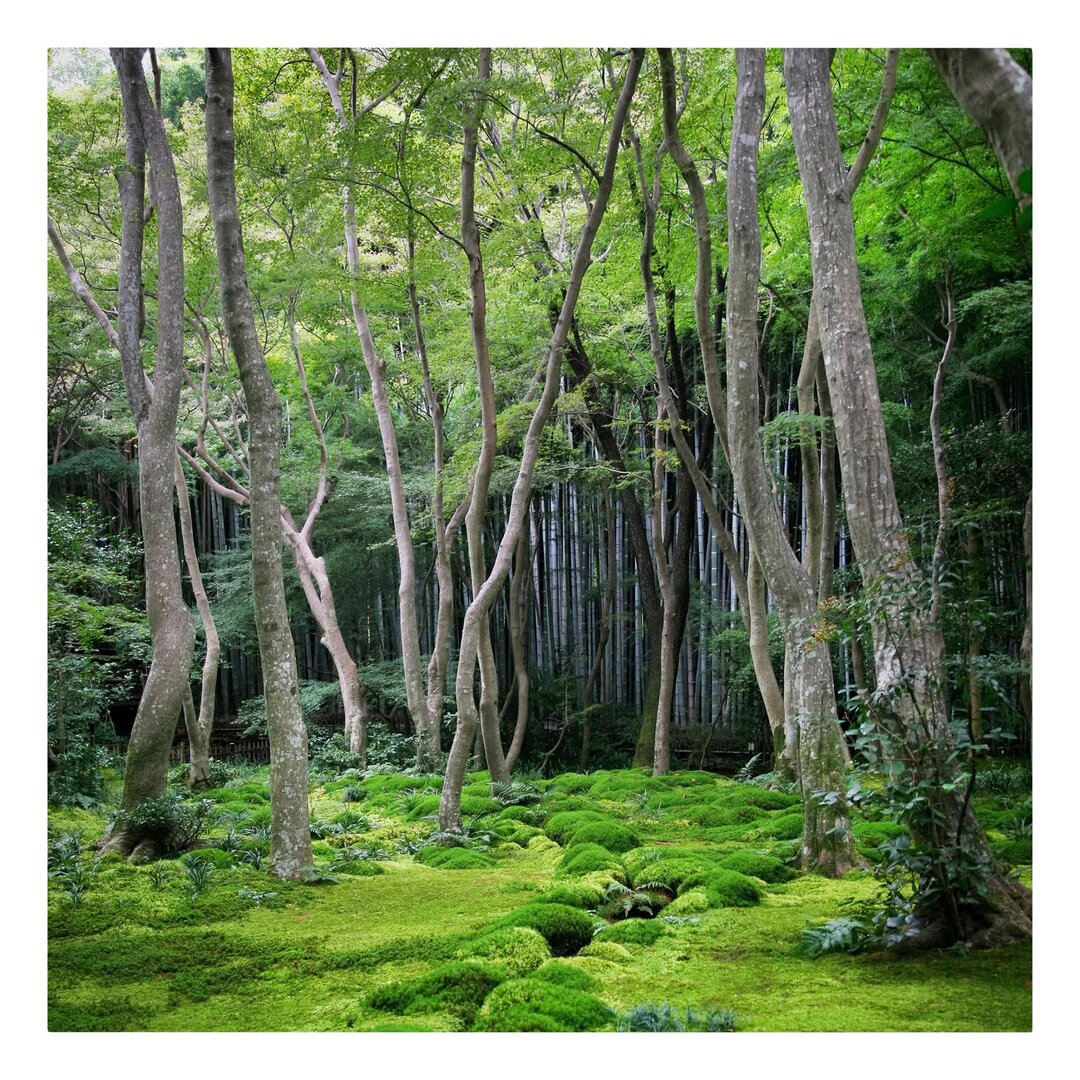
left=47, top=47, right=1031, bottom=941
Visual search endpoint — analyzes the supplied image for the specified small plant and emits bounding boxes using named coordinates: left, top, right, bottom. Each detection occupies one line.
left=616, top=1001, right=739, bottom=1032
left=183, top=855, right=214, bottom=899
left=116, top=794, right=216, bottom=854
left=215, top=827, right=245, bottom=854
left=48, top=832, right=84, bottom=873
left=299, top=866, right=340, bottom=885
left=597, top=881, right=672, bottom=921
left=242, top=822, right=273, bottom=843
left=239, top=846, right=265, bottom=871
left=801, top=916, right=868, bottom=958
left=341, top=785, right=365, bottom=804
left=237, top=886, right=278, bottom=906
left=491, top=780, right=543, bottom=806
left=734, top=752, right=764, bottom=783
left=147, top=861, right=173, bottom=890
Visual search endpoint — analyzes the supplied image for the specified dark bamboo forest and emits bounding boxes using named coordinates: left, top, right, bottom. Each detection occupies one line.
left=46, top=46, right=1033, bottom=1034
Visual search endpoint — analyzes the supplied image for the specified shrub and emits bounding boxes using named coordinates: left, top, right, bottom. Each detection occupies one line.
left=616, top=1001, right=738, bottom=1032
left=461, top=927, right=551, bottom=977
left=365, top=961, right=506, bottom=1026
left=474, top=977, right=613, bottom=1032
left=593, top=918, right=665, bottom=947
left=702, top=869, right=763, bottom=908
left=118, top=794, right=216, bottom=854
left=715, top=851, right=795, bottom=884
left=544, top=810, right=607, bottom=845
left=801, top=916, right=868, bottom=958
left=557, top=843, right=624, bottom=878
left=414, top=847, right=496, bottom=871
left=496, top=903, right=597, bottom=956
left=568, top=820, right=641, bottom=854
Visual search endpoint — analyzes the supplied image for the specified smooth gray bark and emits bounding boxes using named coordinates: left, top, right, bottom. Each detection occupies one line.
left=205, top=48, right=312, bottom=880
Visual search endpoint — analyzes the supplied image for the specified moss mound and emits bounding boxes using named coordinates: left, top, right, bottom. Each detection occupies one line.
left=533, top=883, right=605, bottom=908
left=663, top=889, right=709, bottom=915
left=568, top=820, right=641, bottom=854
left=593, top=918, right=665, bottom=947
left=414, top=847, right=496, bottom=870
left=630, top=856, right=718, bottom=893
left=495, top=903, right=597, bottom=956
left=715, top=851, right=795, bottom=884
left=702, top=868, right=763, bottom=908
left=460, top=926, right=551, bottom=977
left=544, top=810, right=607, bottom=845
left=474, top=977, right=613, bottom=1032
left=578, top=940, right=632, bottom=963
left=557, top=842, right=624, bottom=878
left=747, top=812, right=805, bottom=841
left=365, top=960, right=506, bottom=1025
left=532, top=961, right=601, bottom=992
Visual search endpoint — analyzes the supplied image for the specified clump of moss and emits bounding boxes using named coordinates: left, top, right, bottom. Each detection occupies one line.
left=593, top=917, right=666, bottom=947
left=414, top=847, right=496, bottom=871
left=365, top=960, right=506, bottom=1026
left=532, top=961, right=601, bottom=993
left=556, top=842, right=624, bottom=878
left=991, top=838, right=1032, bottom=866
left=701, top=868, right=763, bottom=908
left=460, top=927, right=551, bottom=977
left=568, top=820, right=641, bottom=854
left=631, top=857, right=719, bottom=894
left=489, top=820, right=541, bottom=846
left=717, top=786, right=801, bottom=811
left=327, top=860, right=384, bottom=877
left=544, top=810, right=607, bottom=845
left=662, top=889, right=709, bottom=915
left=495, top=903, right=598, bottom=956
left=715, top=851, right=795, bottom=884
left=547, top=772, right=593, bottom=794
left=532, top=883, right=605, bottom=909
left=473, top=977, right=613, bottom=1032
left=675, top=803, right=767, bottom=828
left=496, top=805, right=543, bottom=825
left=746, top=812, right=805, bottom=841
left=578, top=940, right=632, bottom=963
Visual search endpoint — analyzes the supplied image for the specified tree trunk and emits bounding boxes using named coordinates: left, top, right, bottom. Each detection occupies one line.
left=726, top=49, right=853, bottom=875
left=439, top=50, right=643, bottom=830
left=786, top=47, right=1031, bottom=940
left=205, top=49, right=312, bottom=880
left=103, top=49, right=195, bottom=854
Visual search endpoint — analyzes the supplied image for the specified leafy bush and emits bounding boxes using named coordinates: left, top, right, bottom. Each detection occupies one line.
left=48, top=738, right=112, bottom=808
left=593, top=918, right=665, bottom=947
left=496, top=903, right=598, bottom=956
left=365, top=961, right=506, bottom=1026
left=701, top=869, right=763, bottom=908
left=715, top=851, right=795, bottom=884
left=460, top=927, right=551, bottom=977
left=567, top=820, right=641, bottom=854
left=116, top=794, right=216, bottom=854
left=801, top=917, right=868, bottom=958
left=616, top=1001, right=738, bottom=1032
left=474, top=977, right=613, bottom=1032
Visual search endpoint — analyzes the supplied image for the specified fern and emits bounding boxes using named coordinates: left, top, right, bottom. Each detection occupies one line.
left=801, top=917, right=866, bottom=958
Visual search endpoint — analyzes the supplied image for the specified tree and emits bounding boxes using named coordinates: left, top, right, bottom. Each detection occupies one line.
left=205, top=47, right=313, bottom=879
left=785, top=47, right=1030, bottom=943
left=101, top=49, right=195, bottom=855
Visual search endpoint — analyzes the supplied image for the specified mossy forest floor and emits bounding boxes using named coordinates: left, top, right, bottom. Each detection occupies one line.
left=47, top=765, right=1032, bottom=1033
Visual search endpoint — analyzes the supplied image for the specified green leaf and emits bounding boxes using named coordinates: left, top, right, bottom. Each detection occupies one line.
left=980, top=195, right=1018, bottom=220
left=1017, top=168, right=1032, bottom=195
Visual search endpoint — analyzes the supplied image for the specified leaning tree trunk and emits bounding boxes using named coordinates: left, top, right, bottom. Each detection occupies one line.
left=205, top=48, right=312, bottom=880
left=439, top=49, right=644, bottom=831
left=786, top=47, right=1030, bottom=942
left=103, top=49, right=195, bottom=855
left=725, top=49, right=853, bottom=875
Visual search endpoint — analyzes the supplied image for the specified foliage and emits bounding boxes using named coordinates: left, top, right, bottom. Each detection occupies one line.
left=474, top=977, right=613, bottom=1032
left=592, top=917, right=665, bottom=947
left=616, top=1001, right=739, bottom=1032
left=596, top=880, right=672, bottom=921
left=460, top=927, right=551, bottom=978
left=801, top=917, right=869, bottom=959
left=495, top=903, right=598, bottom=957
left=365, top=961, right=507, bottom=1026
left=114, top=795, right=216, bottom=854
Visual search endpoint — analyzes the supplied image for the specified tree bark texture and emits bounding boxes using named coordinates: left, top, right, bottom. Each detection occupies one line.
left=205, top=48, right=312, bottom=880
left=105, top=48, right=195, bottom=848
left=727, top=49, right=853, bottom=875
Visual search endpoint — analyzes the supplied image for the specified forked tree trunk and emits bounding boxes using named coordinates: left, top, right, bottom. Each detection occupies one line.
left=786, top=47, right=1030, bottom=940
left=205, top=48, right=312, bottom=880
left=103, top=49, right=195, bottom=853
left=439, top=49, right=643, bottom=831
left=726, top=49, right=853, bottom=875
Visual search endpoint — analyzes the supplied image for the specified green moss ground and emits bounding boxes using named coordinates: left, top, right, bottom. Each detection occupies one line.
left=47, top=766, right=1032, bottom=1032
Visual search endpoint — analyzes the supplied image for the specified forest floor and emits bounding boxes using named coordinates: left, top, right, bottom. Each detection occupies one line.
left=46, top=763, right=1032, bottom=1032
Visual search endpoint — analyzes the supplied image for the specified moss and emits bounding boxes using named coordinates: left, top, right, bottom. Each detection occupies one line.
left=568, top=820, right=641, bottom=854
left=474, top=977, right=614, bottom=1032
left=365, top=960, right=507, bottom=1025
left=593, top=918, right=665, bottom=947
left=547, top=772, right=593, bottom=793
left=543, top=810, right=607, bottom=845
left=631, top=856, right=720, bottom=893
left=663, top=889, right=709, bottom=915
left=557, top=843, right=624, bottom=878
left=991, top=838, right=1032, bottom=866
left=495, top=903, right=598, bottom=956
left=675, top=803, right=768, bottom=827
left=413, top=847, right=496, bottom=870
left=579, top=940, right=632, bottom=963
left=460, top=927, right=551, bottom=977
left=179, top=848, right=235, bottom=870
left=718, top=786, right=801, bottom=811
left=496, top=804, right=543, bottom=824
left=715, top=851, right=795, bottom=884
left=532, top=883, right=605, bottom=909
left=532, top=960, right=601, bottom=992
left=489, top=820, right=541, bottom=846
left=403, top=795, right=442, bottom=821
left=702, top=868, right=763, bottom=908
left=329, top=860, right=384, bottom=877
left=747, top=811, right=805, bottom=841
